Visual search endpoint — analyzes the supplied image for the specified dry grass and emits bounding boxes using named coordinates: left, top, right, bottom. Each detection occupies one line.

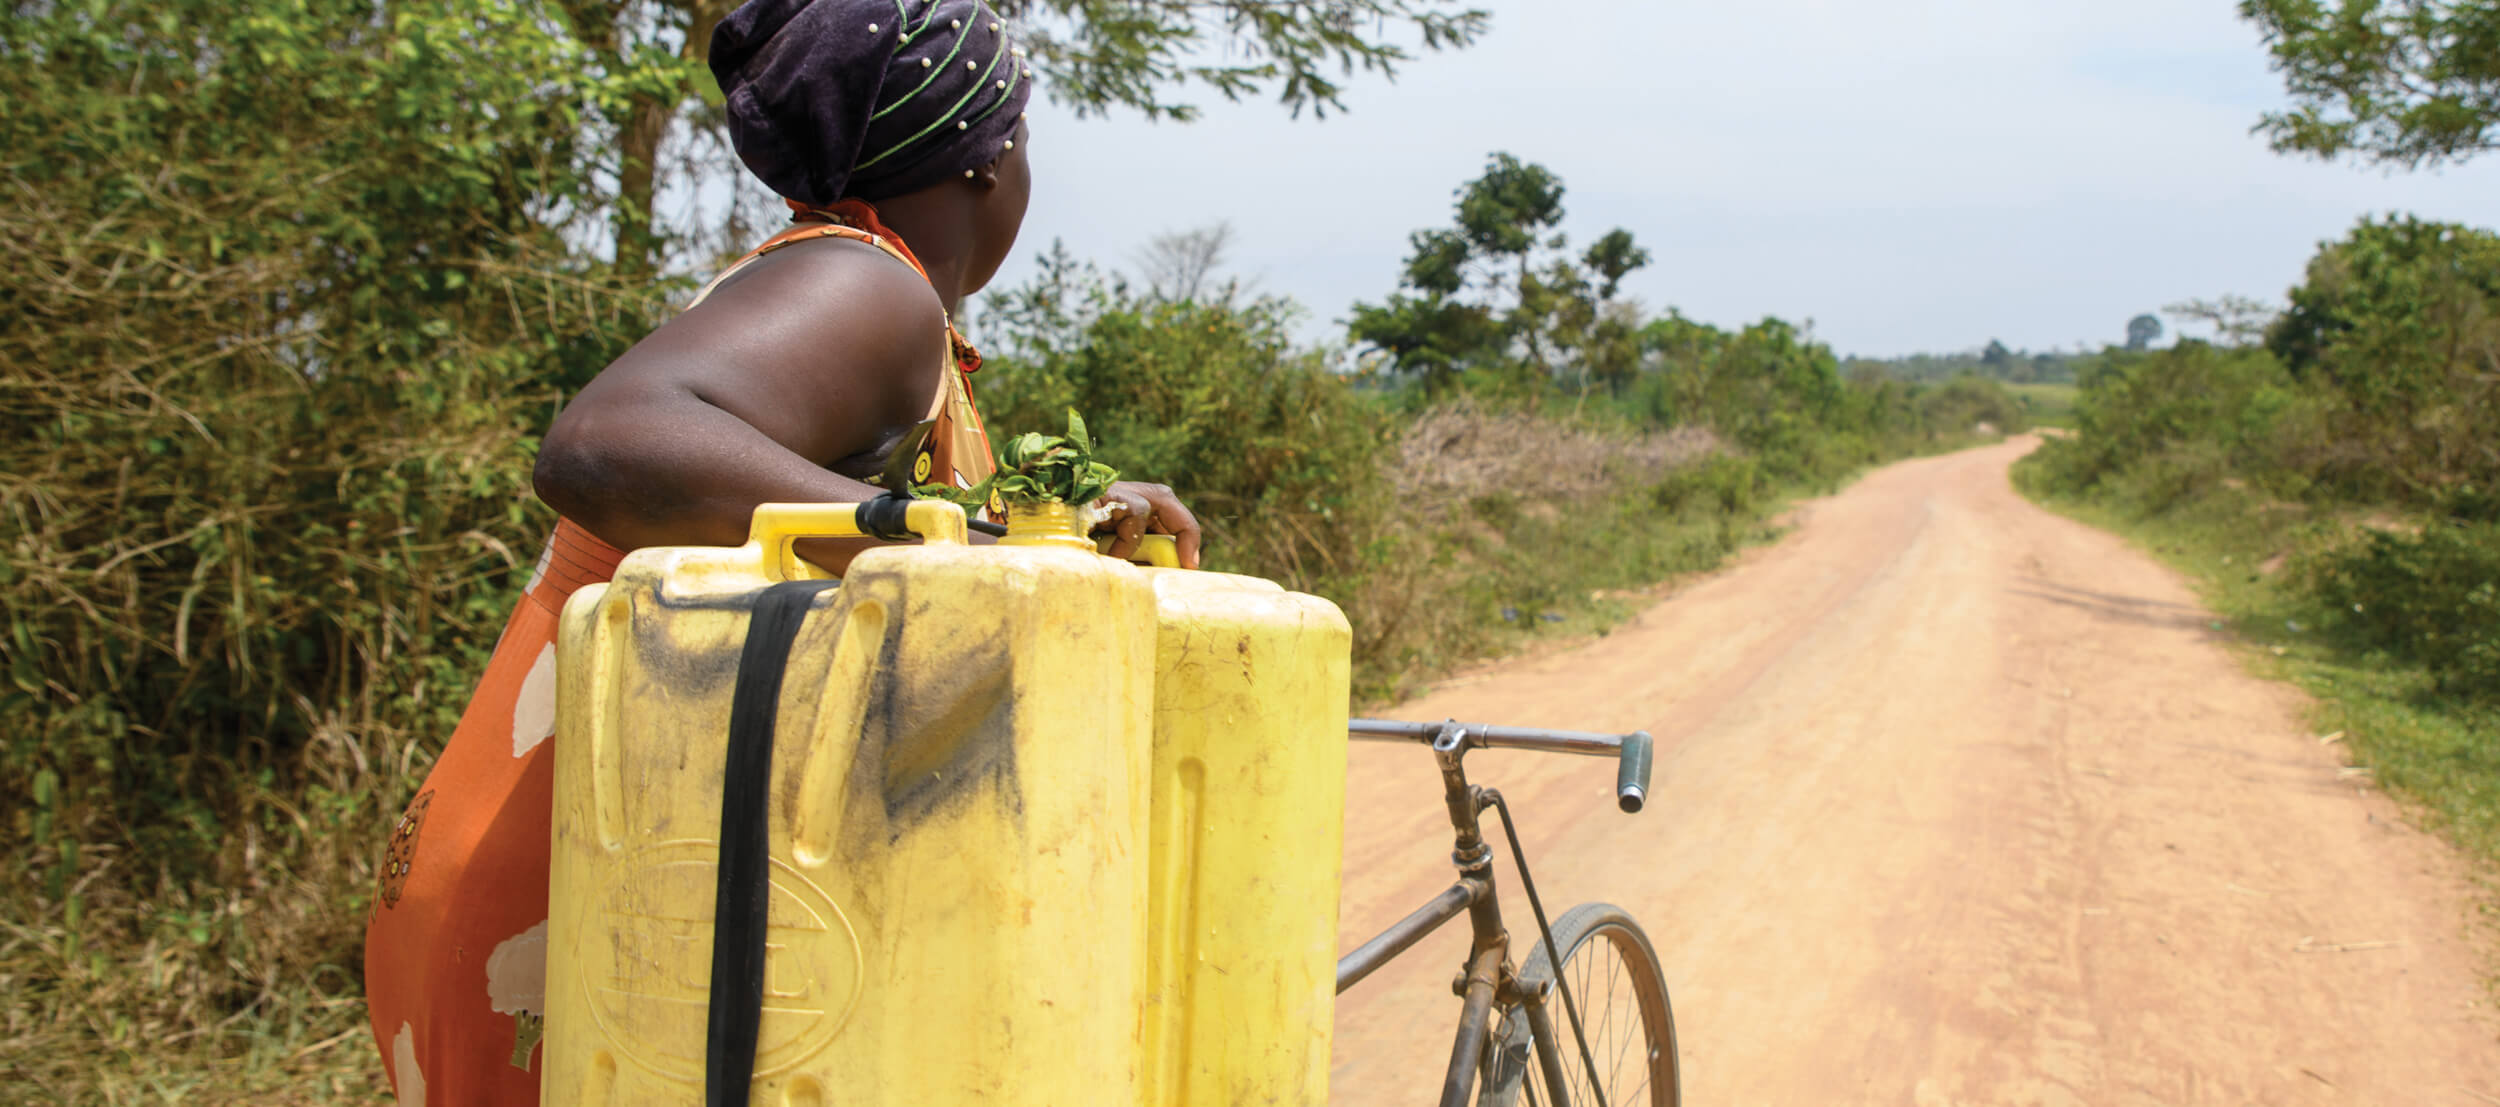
left=1389, top=401, right=1723, bottom=511
left=2, top=708, right=411, bottom=1103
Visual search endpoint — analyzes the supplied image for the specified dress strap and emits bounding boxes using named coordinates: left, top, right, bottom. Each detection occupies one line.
left=686, top=202, right=927, bottom=309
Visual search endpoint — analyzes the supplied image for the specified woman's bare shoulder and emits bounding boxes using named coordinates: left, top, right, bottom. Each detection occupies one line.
left=689, top=233, right=947, bottom=343
left=552, top=234, right=948, bottom=475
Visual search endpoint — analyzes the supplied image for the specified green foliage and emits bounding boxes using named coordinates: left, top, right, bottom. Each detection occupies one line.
left=2019, top=214, right=2500, bottom=845
left=974, top=244, right=1394, bottom=585
left=1, top=0, right=667, bottom=1094
left=2300, top=521, right=2500, bottom=704
left=1350, top=152, right=1649, bottom=394
left=1003, top=0, right=1489, bottom=121
left=1842, top=345, right=2086, bottom=385
left=2126, top=313, right=2164, bottom=351
left=2025, top=343, right=2315, bottom=506
left=1583, top=229, right=1652, bottom=301
left=2264, top=215, right=2500, bottom=498
left=2034, top=218, right=2500, bottom=511
left=923, top=409, right=1122, bottom=507
left=0, top=1, right=1491, bottom=1094
left=2240, top=0, right=2500, bottom=167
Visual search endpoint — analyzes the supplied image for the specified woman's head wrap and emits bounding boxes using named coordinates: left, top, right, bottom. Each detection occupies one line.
left=711, top=0, right=1032, bottom=205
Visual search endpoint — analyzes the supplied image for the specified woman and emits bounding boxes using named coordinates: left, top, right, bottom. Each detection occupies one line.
left=362, top=2, right=1200, bottom=1101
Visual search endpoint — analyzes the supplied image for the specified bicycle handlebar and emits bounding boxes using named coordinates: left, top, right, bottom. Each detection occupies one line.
left=1347, top=719, right=1655, bottom=813
left=1615, top=730, right=1651, bottom=813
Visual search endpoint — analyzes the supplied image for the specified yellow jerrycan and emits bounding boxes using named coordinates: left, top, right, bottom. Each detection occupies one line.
left=543, top=501, right=1156, bottom=1105
left=1126, top=547, right=1353, bottom=1106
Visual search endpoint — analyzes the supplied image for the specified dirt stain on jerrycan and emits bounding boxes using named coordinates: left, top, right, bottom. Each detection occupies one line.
left=544, top=503, right=1157, bottom=1106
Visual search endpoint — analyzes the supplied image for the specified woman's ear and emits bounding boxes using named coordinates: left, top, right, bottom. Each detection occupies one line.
left=966, top=160, right=1002, bottom=190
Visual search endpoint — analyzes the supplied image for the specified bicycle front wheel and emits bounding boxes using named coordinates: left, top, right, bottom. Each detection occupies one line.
left=1510, top=902, right=1679, bottom=1107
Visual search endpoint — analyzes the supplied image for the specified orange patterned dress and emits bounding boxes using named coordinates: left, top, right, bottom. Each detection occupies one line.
left=362, top=200, right=993, bottom=1105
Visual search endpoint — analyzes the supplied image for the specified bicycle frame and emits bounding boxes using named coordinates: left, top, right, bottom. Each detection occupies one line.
left=1335, top=720, right=1653, bottom=1107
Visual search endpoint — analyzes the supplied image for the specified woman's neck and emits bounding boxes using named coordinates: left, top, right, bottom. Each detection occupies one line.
left=867, top=196, right=977, bottom=318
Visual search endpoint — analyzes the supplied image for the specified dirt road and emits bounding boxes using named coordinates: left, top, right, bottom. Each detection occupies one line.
left=1329, top=436, right=2497, bottom=1105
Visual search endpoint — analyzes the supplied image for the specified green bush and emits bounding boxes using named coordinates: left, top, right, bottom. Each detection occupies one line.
left=1, top=2, right=667, bottom=1092
left=1650, top=456, right=1763, bottom=516
left=972, top=246, right=1395, bottom=591
left=2024, top=342, right=2314, bottom=500
left=2267, top=216, right=2500, bottom=500
left=2302, top=521, right=2500, bottom=704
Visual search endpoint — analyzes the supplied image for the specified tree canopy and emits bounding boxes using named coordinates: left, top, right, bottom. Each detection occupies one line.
left=1348, top=153, right=1648, bottom=395
left=2240, top=0, right=2500, bottom=167
left=1003, top=0, right=1489, bottom=122
left=2126, top=314, right=2164, bottom=351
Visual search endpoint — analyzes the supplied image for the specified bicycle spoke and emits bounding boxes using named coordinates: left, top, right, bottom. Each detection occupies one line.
left=1597, top=939, right=1627, bottom=1103
left=1600, top=941, right=1626, bottom=1094
left=1569, top=947, right=1591, bottom=1104
left=1522, top=906, right=1671, bottom=1107
left=1613, top=938, right=1649, bottom=1097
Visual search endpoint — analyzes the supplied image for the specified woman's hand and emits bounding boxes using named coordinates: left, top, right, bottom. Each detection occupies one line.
left=1094, top=481, right=1202, bottom=569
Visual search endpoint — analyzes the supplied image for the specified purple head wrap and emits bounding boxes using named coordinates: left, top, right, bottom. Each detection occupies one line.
left=710, top=0, right=1032, bottom=204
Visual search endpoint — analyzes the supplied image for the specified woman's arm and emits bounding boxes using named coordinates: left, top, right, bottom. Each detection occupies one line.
left=534, top=239, right=944, bottom=570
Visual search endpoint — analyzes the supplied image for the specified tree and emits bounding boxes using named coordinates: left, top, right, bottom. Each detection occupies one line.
left=1348, top=153, right=1647, bottom=393
left=2162, top=295, right=2278, bottom=346
left=2264, top=216, right=2500, bottom=494
left=532, top=0, right=1495, bottom=280
left=2126, top=313, right=2164, bottom=351
left=1134, top=221, right=1238, bottom=303
left=1583, top=229, right=1653, bottom=300
left=1345, top=288, right=1501, bottom=395
left=1005, top=0, right=1489, bottom=122
left=2239, top=0, right=2500, bottom=167
left=1981, top=339, right=2014, bottom=370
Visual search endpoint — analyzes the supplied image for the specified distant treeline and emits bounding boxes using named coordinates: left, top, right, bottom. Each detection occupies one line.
left=1843, top=343, right=2091, bottom=385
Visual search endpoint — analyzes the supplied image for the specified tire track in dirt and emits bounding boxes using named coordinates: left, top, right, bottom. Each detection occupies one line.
left=1330, top=436, right=2496, bottom=1105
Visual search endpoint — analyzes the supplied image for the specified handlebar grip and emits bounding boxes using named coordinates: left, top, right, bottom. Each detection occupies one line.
left=1616, top=731, right=1653, bottom=813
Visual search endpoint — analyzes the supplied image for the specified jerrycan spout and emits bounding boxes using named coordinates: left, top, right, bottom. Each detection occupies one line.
left=998, top=501, right=1098, bottom=552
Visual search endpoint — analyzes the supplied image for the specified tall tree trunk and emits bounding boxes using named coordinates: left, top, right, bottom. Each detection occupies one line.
left=613, top=95, right=670, bottom=283
left=612, top=1, right=738, bottom=281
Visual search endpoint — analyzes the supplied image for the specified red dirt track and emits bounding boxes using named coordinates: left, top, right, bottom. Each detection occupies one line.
left=1328, top=436, right=2497, bottom=1105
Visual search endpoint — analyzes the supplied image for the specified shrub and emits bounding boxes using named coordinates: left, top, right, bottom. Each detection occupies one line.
left=2302, top=521, right=2500, bottom=704
left=0, top=2, right=664, bottom=1087
left=2267, top=216, right=2500, bottom=501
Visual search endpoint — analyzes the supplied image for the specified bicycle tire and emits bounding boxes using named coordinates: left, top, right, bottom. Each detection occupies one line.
left=1495, top=902, right=1679, bottom=1107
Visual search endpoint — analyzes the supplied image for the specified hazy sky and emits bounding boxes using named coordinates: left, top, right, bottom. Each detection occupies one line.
left=967, top=0, right=2500, bottom=358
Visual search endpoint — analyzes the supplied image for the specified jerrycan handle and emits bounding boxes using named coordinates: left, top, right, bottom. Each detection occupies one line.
left=744, top=500, right=970, bottom=581
left=1093, top=533, right=1183, bottom=568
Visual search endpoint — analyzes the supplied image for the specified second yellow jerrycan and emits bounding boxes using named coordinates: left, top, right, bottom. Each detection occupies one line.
left=543, top=501, right=1157, bottom=1105
left=1133, top=559, right=1353, bottom=1106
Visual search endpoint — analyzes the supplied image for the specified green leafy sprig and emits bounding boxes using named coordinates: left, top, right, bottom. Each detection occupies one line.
left=917, top=408, right=1120, bottom=509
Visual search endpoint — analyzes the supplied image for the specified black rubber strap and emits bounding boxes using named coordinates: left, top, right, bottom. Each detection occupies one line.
left=854, top=494, right=915, bottom=541
left=706, top=579, right=840, bottom=1107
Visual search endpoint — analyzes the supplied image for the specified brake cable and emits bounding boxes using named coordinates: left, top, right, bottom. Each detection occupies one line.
left=1483, top=789, right=1610, bottom=1107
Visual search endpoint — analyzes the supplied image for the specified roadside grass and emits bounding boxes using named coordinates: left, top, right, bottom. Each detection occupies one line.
left=1366, top=427, right=2016, bottom=706
left=2011, top=464, right=2500, bottom=874
left=2006, top=382, right=2079, bottom=429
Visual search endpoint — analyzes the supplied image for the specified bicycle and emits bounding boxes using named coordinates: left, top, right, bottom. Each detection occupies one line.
left=1338, top=719, right=1679, bottom=1107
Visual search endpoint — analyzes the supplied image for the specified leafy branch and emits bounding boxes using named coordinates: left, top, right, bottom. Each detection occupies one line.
left=918, top=408, right=1121, bottom=509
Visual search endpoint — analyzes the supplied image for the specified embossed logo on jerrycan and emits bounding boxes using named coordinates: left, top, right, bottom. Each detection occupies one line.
left=544, top=503, right=1158, bottom=1105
